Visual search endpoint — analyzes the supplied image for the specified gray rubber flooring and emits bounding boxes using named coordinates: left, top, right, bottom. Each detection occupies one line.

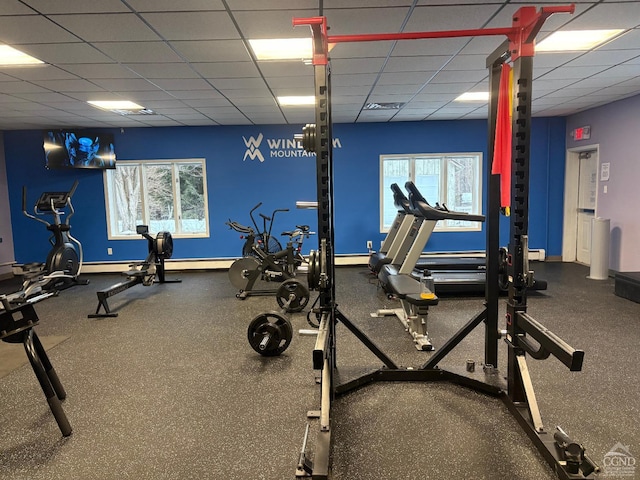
left=0, top=262, right=638, bottom=480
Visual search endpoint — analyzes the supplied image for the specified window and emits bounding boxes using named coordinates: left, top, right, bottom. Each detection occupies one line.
left=104, top=158, right=209, bottom=239
left=380, top=153, right=482, bottom=232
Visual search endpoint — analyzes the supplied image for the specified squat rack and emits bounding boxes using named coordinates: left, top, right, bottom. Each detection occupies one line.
left=293, top=4, right=600, bottom=480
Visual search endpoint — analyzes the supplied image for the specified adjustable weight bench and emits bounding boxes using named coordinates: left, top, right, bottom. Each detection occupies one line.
left=372, top=273, right=439, bottom=351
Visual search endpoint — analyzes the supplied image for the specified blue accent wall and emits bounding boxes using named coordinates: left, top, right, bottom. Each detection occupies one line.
left=3, top=118, right=566, bottom=264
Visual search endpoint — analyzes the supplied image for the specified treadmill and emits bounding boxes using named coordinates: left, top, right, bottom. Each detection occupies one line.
left=368, top=183, right=414, bottom=273
left=378, top=181, right=546, bottom=295
left=370, top=184, right=487, bottom=276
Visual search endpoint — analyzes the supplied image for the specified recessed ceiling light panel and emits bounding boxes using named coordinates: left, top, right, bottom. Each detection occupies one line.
left=536, top=29, right=625, bottom=52
left=0, top=45, right=44, bottom=66
left=455, top=92, right=489, bottom=102
left=249, top=38, right=312, bottom=61
left=277, top=96, right=315, bottom=106
left=87, top=100, right=154, bottom=115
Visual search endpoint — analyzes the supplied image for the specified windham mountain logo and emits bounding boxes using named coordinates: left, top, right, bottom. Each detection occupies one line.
left=242, top=133, right=341, bottom=162
left=242, top=134, right=265, bottom=162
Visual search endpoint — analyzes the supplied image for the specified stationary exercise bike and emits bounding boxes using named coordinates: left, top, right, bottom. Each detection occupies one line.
left=21, top=180, right=88, bottom=291
left=228, top=225, right=313, bottom=309
left=227, top=202, right=288, bottom=257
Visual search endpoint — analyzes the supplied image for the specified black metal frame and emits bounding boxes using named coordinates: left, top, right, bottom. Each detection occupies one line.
left=0, top=302, right=72, bottom=436
left=294, top=6, right=599, bottom=480
left=88, top=229, right=180, bottom=318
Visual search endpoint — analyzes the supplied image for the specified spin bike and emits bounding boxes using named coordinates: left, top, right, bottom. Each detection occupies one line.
left=228, top=225, right=313, bottom=311
left=88, top=225, right=181, bottom=318
left=21, top=180, right=88, bottom=291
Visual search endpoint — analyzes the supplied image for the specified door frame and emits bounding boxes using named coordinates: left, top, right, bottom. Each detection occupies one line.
left=562, top=144, right=599, bottom=262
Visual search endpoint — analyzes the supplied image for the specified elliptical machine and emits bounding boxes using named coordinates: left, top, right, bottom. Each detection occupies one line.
left=21, top=180, right=88, bottom=291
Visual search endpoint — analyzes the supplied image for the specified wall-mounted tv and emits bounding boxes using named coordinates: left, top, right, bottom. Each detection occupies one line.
left=44, top=130, right=116, bottom=170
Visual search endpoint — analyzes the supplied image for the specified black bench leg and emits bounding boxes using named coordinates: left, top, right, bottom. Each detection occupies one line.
left=32, top=330, right=66, bottom=400
left=23, top=329, right=72, bottom=437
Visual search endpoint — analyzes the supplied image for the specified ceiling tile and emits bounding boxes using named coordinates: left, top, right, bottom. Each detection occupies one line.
left=194, top=62, right=261, bottom=78
left=127, top=0, right=224, bottom=11
left=93, top=41, right=185, bottom=63
left=141, top=11, right=240, bottom=40
left=324, top=7, right=410, bottom=35
left=331, top=58, right=387, bottom=74
left=60, top=63, right=142, bottom=79
left=5, top=66, right=80, bottom=81
left=264, top=76, right=314, bottom=89
left=0, top=15, right=79, bottom=44
left=124, top=63, right=201, bottom=79
left=329, top=41, right=395, bottom=60
left=149, top=78, right=215, bottom=91
left=90, top=78, right=161, bottom=91
left=22, top=0, right=131, bottom=14
left=20, top=43, right=114, bottom=64
left=233, top=9, right=319, bottom=38
left=226, top=0, right=317, bottom=10
left=171, top=40, right=252, bottom=62
left=50, top=13, right=159, bottom=42
left=0, top=1, right=636, bottom=128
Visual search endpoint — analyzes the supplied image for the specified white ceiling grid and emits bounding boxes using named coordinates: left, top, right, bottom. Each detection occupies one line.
left=0, top=0, right=635, bottom=129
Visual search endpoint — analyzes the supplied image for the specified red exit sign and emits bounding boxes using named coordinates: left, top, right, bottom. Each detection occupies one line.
left=572, top=125, right=591, bottom=140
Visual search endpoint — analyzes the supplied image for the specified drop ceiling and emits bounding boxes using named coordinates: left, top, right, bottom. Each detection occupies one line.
left=0, top=0, right=638, bottom=129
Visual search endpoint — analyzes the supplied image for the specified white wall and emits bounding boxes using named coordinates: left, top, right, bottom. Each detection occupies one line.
left=0, top=132, right=16, bottom=277
left=566, top=94, right=640, bottom=272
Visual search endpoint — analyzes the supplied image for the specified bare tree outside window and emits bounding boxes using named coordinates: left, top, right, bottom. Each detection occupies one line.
left=380, top=153, right=482, bottom=233
left=104, top=159, right=209, bottom=239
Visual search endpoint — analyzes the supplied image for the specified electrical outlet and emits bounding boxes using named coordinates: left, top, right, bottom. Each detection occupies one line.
left=366, top=240, right=373, bottom=250
left=107, top=248, right=113, bottom=255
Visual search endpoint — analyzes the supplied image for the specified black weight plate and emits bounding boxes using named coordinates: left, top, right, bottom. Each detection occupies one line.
left=229, top=256, right=260, bottom=290
left=307, top=250, right=320, bottom=290
left=276, top=279, right=310, bottom=313
left=247, top=312, right=293, bottom=356
left=498, top=247, right=509, bottom=291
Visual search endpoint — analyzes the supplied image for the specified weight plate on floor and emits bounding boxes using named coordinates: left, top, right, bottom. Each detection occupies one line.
left=247, top=312, right=293, bottom=356
left=229, top=256, right=260, bottom=290
left=276, top=279, right=310, bottom=313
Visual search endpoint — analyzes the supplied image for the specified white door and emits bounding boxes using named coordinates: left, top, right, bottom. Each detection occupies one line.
left=576, top=151, right=597, bottom=264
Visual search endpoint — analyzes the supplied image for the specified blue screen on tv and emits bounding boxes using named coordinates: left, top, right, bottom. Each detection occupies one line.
left=44, top=131, right=116, bottom=169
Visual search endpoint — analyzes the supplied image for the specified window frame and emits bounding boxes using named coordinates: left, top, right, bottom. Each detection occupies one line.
left=103, top=158, right=209, bottom=240
left=379, top=152, right=483, bottom=233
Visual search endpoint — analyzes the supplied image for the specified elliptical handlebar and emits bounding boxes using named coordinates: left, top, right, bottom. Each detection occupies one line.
left=22, top=186, right=51, bottom=228
left=64, top=179, right=79, bottom=226
left=23, top=180, right=80, bottom=227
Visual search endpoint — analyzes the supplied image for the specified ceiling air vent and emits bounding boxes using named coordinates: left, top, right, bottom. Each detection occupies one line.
left=363, top=102, right=405, bottom=110
left=111, top=108, right=156, bottom=116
